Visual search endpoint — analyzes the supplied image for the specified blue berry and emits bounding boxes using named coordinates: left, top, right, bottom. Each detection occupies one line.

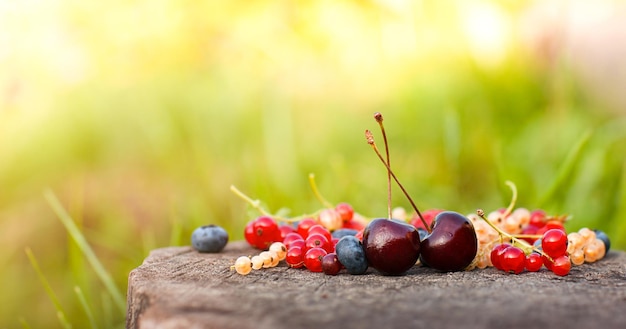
left=191, top=225, right=229, bottom=253
left=331, top=228, right=358, bottom=239
left=593, top=229, right=611, bottom=252
left=335, top=236, right=368, bottom=275
left=417, top=228, right=428, bottom=241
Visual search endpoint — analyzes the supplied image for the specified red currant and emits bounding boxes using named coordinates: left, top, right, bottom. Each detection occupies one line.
left=288, top=239, right=305, bottom=250
left=541, top=229, right=568, bottom=258
left=520, top=224, right=540, bottom=244
left=322, top=253, right=342, bottom=275
left=490, top=243, right=510, bottom=270
left=342, top=218, right=366, bottom=231
left=305, top=233, right=333, bottom=253
left=409, top=209, right=442, bottom=231
left=308, top=224, right=332, bottom=242
left=501, top=246, right=525, bottom=274
left=335, top=202, right=354, bottom=222
left=244, top=220, right=258, bottom=248
left=282, top=232, right=304, bottom=248
left=278, top=224, right=296, bottom=241
left=286, top=246, right=305, bottom=269
left=297, top=218, right=318, bottom=239
left=354, top=228, right=364, bottom=241
left=524, top=252, right=542, bottom=272
left=304, top=247, right=327, bottom=272
left=529, top=209, right=546, bottom=227
left=251, top=216, right=281, bottom=250
left=542, top=254, right=554, bottom=271
left=536, top=220, right=565, bottom=236
left=551, top=254, right=571, bottom=276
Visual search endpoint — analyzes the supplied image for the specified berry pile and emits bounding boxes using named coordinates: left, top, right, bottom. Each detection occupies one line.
left=218, top=113, right=612, bottom=278
left=235, top=194, right=370, bottom=275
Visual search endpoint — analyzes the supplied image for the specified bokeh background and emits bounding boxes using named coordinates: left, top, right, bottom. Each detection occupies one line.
left=2, top=0, right=626, bottom=327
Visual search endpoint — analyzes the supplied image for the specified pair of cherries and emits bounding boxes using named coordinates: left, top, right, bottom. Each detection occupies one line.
left=362, top=211, right=477, bottom=275
left=361, top=113, right=477, bottom=275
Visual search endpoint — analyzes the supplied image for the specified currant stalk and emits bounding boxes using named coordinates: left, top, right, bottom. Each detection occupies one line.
left=230, top=185, right=316, bottom=224
left=308, top=173, right=335, bottom=209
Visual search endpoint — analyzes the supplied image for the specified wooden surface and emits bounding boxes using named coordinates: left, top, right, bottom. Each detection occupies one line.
left=127, top=241, right=626, bottom=329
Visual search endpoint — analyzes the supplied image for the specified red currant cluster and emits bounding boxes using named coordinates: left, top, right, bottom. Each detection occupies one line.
left=466, top=182, right=609, bottom=276
left=238, top=212, right=357, bottom=275
left=489, top=228, right=571, bottom=276
left=233, top=186, right=370, bottom=275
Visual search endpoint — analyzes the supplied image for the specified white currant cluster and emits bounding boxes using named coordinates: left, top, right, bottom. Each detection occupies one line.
left=233, top=242, right=287, bottom=275
left=567, top=228, right=606, bottom=265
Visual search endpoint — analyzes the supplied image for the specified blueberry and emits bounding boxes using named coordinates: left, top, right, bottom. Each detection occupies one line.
left=335, top=236, right=368, bottom=275
left=417, top=228, right=428, bottom=242
left=191, top=224, right=229, bottom=253
left=593, top=229, right=611, bottom=252
left=331, top=228, right=358, bottom=239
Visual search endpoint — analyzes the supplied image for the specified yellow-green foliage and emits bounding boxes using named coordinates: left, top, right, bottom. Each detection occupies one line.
left=1, top=1, right=625, bottom=328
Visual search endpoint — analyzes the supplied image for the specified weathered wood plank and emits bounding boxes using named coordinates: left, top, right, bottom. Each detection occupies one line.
left=127, top=241, right=626, bottom=329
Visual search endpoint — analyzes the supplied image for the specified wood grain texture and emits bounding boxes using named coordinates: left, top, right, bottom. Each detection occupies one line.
left=127, top=241, right=626, bottom=329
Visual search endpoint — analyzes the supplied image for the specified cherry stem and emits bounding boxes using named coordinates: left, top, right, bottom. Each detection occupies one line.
left=374, top=112, right=392, bottom=220
left=308, top=173, right=334, bottom=209
left=476, top=209, right=552, bottom=261
left=230, top=185, right=314, bottom=223
left=366, top=130, right=430, bottom=233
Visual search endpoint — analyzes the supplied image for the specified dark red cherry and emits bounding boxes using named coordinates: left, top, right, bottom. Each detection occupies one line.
left=362, top=218, right=421, bottom=275
left=420, top=211, right=478, bottom=272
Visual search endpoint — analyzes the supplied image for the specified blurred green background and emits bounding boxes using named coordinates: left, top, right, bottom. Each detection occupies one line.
left=1, top=0, right=625, bottom=328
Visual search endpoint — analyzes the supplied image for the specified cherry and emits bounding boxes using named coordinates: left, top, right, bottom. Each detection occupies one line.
left=362, top=218, right=421, bottom=275
left=541, top=229, right=568, bottom=258
left=420, top=211, right=478, bottom=272
left=304, top=247, right=327, bottom=272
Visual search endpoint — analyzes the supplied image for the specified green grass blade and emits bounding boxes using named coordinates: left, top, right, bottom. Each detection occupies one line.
left=75, top=286, right=98, bottom=329
left=24, top=248, right=72, bottom=329
left=538, top=129, right=593, bottom=208
left=102, top=292, right=112, bottom=329
left=43, top=189, right=126, bottom=314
